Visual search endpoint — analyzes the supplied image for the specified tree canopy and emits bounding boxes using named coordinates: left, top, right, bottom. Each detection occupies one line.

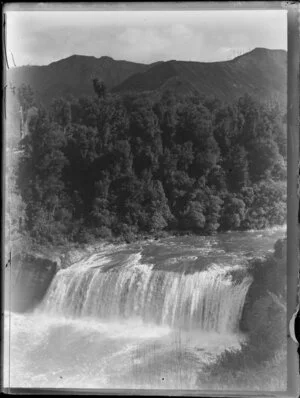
left=16, top=85, right=287, bottom=244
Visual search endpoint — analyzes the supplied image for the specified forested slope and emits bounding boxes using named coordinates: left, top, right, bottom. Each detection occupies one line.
left=14, top=83, right=287, bottom=245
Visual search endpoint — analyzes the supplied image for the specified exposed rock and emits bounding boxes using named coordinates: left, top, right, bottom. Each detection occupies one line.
left=7, top=252, right=58, bottom=312
left=239, top=238, right=287, bottom=333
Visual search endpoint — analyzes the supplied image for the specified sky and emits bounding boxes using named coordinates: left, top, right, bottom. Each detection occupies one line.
left=5, top=9, right=287, bottom=67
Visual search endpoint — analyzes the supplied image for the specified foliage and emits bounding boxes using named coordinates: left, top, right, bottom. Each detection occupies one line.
left=92, top=78, right=107, bottom=99
left=16, top=87, right=286, bottom=244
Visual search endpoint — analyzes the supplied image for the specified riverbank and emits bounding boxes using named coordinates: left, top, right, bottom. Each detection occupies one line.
left=6, top=228, right=208, bottom=280
left=8, top=223, right=287, bottom=268
left=197, top=236, right=287, bottom=391
left=197, top=345, right=287, bottom=391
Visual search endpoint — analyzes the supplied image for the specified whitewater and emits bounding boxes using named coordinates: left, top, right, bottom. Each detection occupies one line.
left=3, top=226, right=286, bottom=390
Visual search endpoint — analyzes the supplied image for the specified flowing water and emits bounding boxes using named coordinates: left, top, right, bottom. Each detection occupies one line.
left=4, top=226, right=286, bottom=390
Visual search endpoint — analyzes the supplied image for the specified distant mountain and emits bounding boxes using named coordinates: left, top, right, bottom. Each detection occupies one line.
left=7, top=48, right=287, bottom=106
left=114, top=48, right=287, bottom=104
left=7, top=55, right=151, bottom=106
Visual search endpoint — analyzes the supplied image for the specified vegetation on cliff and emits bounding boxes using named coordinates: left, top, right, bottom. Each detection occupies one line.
left=12, top=82, right=286, bottom=245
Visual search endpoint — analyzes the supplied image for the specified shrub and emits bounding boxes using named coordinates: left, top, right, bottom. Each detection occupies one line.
left=94, top=226, right=112, bottom=239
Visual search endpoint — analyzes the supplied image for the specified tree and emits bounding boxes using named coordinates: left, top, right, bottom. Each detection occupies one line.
left=247, top=139, right=281, bottom=182
left=17, top=84, right=35, bottom=115
left=51, top=98, right=71, bottom=128
left=223, top=144, right=249, bottom=191
left=204, top=191, right=223, bottom=234
left=16, top=89, right=286, bottom=243
left=92, top=78, right=107, bottom=99
left=221, top=195, right=246, bottom=230
left=18, top=108, right=70, bottom=242
left=181, top=201, right=206, bottom=231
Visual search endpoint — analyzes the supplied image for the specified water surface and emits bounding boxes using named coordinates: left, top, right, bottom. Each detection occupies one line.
left=4, top=226, right=286, bottom=390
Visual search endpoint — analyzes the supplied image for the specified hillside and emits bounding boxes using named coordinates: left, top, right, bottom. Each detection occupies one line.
left=7, top=48, right=286, bottom=106
left=7, top=55, right=150, bottom=106
left=114, top=48, right=287, bottom=104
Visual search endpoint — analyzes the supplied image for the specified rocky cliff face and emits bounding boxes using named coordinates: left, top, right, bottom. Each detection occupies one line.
left=7, top=252, right=58, bottom=312
left=5, top=241, right=110, bottom=313
left=239, top=238, right=286, bottom=335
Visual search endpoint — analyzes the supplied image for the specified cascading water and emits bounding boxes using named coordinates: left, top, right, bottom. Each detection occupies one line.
left=40, top=251, right=252, bottom=333
left=5, top=228, right=286, bottom=389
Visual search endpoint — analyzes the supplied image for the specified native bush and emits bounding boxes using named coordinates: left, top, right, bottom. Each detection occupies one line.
left=15, top=87, right=286, bottom=244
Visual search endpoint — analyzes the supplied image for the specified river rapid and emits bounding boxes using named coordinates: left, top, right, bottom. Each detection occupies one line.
left=3, top=226, right=286, bottom=390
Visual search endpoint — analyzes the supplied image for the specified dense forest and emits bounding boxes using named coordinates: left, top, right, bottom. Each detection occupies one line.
left=14, top=82, right=287, bottom=245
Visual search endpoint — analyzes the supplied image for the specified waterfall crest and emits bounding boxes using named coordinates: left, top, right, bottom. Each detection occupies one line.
left=40, top=251, right=252, bottom=333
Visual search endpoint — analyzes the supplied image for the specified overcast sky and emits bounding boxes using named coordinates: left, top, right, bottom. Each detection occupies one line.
left=6, top=9, right=287, bottom=67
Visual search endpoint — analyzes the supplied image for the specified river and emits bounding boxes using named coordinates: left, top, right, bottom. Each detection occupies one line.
left=3, top=226, right=286, bottom=390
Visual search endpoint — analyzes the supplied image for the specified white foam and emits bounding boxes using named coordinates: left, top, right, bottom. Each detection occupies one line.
left=40, top=249, right=252, bottom=334
left=165, top=255, right=199, bottom=265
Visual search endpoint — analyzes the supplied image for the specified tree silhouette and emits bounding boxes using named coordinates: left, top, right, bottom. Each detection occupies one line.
left=92, top=78, right=106, bottom=99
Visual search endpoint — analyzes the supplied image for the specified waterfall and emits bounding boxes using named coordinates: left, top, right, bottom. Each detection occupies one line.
left=40, top=251, right=252, bottom=333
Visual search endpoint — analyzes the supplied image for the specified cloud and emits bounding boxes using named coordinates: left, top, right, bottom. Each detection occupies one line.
left=169, top=24, right=193, bottom=40
left=119, top=28, right=169, bottom=48
left=117, top=25, right=204, bottom=63
left=5, top=9, right=287, bottom=67
left=218, top=46, right=255, bottom=61
left=117, top=28, right=171, bottom=63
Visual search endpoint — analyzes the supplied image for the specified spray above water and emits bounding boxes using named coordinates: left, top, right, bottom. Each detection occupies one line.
left=7, top=229, right=286, bottom=390
left=41, top=251, right=252, bottom=333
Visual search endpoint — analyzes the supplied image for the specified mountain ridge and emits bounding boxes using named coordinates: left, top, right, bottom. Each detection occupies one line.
left=7, top=48, right=287, bottom=106
left=113, top=48, right=286, bottom=104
